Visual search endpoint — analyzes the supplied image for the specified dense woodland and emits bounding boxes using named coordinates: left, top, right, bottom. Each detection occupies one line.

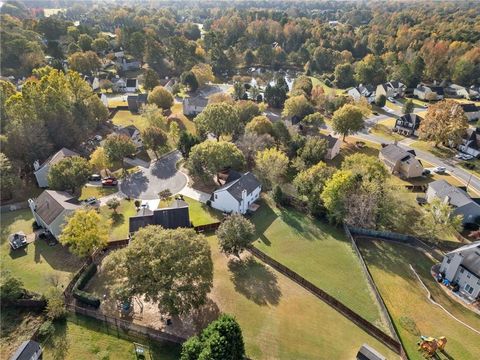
left=1, top=0, right=479, bottom=84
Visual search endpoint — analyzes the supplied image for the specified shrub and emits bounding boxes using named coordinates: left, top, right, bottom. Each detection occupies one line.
left=38, top=320, right=55, bottom=340
left=72, top=264, right=101, bottom=308
left=271, top=185, right=285, bottom=206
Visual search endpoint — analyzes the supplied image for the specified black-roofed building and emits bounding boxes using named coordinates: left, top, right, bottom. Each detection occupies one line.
left=459, top=103, right=480, bottom=122
left=183, top=96, right=208, bottom=116
left=10, top=340, right=43, bottom=360
left=356, top=344, right=385, bottom=360
left=210, top=172, right=261, bottom=214
left=127, top=93, right=147, bottom=113
left=393, top=113, right=423, bottom=136
left=129, top=199, right=191, bottom=233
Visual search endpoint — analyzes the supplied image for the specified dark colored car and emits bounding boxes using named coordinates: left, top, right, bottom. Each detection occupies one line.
left=89, top=174, right=101, bottom=182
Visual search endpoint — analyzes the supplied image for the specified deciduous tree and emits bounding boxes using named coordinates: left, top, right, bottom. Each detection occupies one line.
left=142, top=126, right=169, bottom=158
left=148, top=86, right=174, bottom=110
left=216, top=214, right=256, bottom=258
left=334, top=63, right=355, bottom=88
left=282, top=95, right=314, bottom=120
left=68, top=51, right=101, bottom=75
left=187, top=141, right=245, bottom=182
left=191, top=63, right=214, bottom=87
left=104, top=134, right=136, bottom=168
left=245, top=115, right=273, bottom=136
left=194, top=103, right=241, bottom=140
left=48, top=156, right=91, bottom=194
left=89, top=147, right=108, bottom=171
left=331, top=104, right=364, bottom=140
left=104, top=226, right=213, bottom=315
left=298, top=136, right=328, bottom=168
left=255, top=148, right=289, bottom=187
left=144, top=69, right=160, bottom=91
left=60, top=209, right=110, bottom=257
left=421, top=198, right=463, bottom=241
left=402, top=99, right=414, bottom=114
left=418, top=100, right=468, bottom=147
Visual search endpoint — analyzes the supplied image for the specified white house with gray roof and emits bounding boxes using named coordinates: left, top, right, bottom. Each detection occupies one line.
left=33, top=148, right=80, bottom=188
left=183, top=96, right=208, bottom=116
left=426, top=180, right=480, bottom=224
left=439, top=241, right=480, bottom=301
left=28, top=190, right=81, bottom=239
left=210, top=172, right=261, bottom=214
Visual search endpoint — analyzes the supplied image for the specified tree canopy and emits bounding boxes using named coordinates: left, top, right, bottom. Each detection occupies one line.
left=104, top=226, right=213, bottom=315
left=48, top=156, right=92, bottom=194
left=331, top=104, right=364, bottom=140
left=216, top=214, right=256, bottom=258
left=194, top=103, right=241, bottom=141
left=148, top=86, right=174, bottom=110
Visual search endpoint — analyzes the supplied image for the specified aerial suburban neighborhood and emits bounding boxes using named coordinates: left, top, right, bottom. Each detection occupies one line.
left=1, top=1, right=480, bottom=360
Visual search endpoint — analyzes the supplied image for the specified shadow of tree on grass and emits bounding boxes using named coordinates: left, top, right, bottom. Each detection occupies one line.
left=228, top=257, right=281, bottom=306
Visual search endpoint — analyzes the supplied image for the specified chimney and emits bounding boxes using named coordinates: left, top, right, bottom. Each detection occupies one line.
left=33, top=160, right=40, bottom=171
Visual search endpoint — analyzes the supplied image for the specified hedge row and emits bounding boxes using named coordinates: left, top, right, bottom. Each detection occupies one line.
left=72, top=263, right=101, bottom=308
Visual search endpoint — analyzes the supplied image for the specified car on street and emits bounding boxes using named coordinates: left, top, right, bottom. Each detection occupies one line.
left=433, top=166, right=446, bottom=174
left=102, top=177, right=118, bottom=186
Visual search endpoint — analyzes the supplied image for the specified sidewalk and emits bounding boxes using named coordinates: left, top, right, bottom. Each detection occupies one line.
left=178, top=186, right=211, bottom=203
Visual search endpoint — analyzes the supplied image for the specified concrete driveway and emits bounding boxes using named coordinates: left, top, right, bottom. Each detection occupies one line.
left=120, top=151, right=187, bottom=200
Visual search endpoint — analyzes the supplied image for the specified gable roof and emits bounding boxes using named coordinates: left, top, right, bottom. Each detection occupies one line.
left=37, top=148, right=79, bottom=171
left=33, top=190, right=80, bottom=225
left=446, top=241, right=480, bottom=278
left=356, top=344, right=386, bottom=360
left=185, top=96, right=208, bottom=108
left=318, top=133, right=341, bottom=149
left=117, top=125, right=139, bottom=138
left=428, top=180, right=476, bottom=208
left=10, top=340, right=42, bottom=360
left=214, top=172, right=261, bottom=202
left=396, top=113, right=423, bottom=129
left=380, top=144, right=416, bottom=164
left=129, top=201, right=190, bottom=233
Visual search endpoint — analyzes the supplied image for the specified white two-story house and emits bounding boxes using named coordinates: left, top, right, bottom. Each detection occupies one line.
left=439, top=242, right=480, bottom=301
left=33, top=148, right=80, bottom=188
left=210, top=172, right=261, bottom=214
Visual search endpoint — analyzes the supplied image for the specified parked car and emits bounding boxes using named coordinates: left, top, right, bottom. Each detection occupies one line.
left=372, top=111, right=379, bottom=116
left=102, top=177, right=118, bottom=186
left=455, top=153, right=473, bottom=161
left=433, top=166, right=446, bottom=174
left=82, top=197, right=98, bottom=206
left=94, top=135, right=102, bottom=141
left=422, top=169, right=431, bottom=176
left=388, top=97, right=395, bottom=103
left=89, top=174, right=101, bottom=182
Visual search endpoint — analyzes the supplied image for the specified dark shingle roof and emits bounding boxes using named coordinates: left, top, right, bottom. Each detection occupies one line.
left=318, top=133, right=340, bottom=149
left=215, top=172, right=261, bottom=202
left=186, top=96, right=208, bottom=108
left=380, top=144, right=414, bottom=164
left=38, top=148, right=79, bottom=170
left=117, top=125, right=138, bottom=138
left=126, top=78, right=137, bottom=87
left=460, top=103, right=479, bottom=113
left=129, top=202, right=190, bottom=233
left=428, top=180, right=475, bottom=208
left=33, top=190, right=80, bottom=225
left=10, top=340, right=42, bottom=360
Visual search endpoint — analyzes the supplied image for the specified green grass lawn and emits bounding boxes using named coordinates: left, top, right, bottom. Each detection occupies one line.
left=42, top=315, right=180, bottom=360
left=325, top=137, right=381, bottom=168
left=410, top=140, right=456, bottom=160
left=99, top=199, right=137, bottom=240
left=0, top=209, right=83, bottom=294
left=112, top=110, right=150, bottom=132
left=309, top=77, right=345, bottom=95
left=358, top=239, right=480, bottom=360
left=207, top=235, right=399, bottom=359
left=369, top=117, right=404, bottom=141
left=171, top=103, right=196, bottom=134
left=183, top=197, right=222, bottom=226
left=250, top=197, right=389, bottom=331
left=79, top=186, right=117, bottom=201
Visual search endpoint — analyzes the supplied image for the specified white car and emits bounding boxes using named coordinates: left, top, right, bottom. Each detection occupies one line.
left=83, top=197, right=98, bottom=206
left=455, top=153, right=474, bottom=161
left=388, top=97, right=396, bottom=103
left=433, top=166, right=446, bottom=174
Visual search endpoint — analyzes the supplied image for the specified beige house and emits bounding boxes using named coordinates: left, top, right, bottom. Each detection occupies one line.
left=379, top=144, right=423, bottom=179
left=28, top=190, right=81, bottom=239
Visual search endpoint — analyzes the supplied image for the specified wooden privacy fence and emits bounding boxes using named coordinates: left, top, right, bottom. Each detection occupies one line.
left=193, top=222, right=221, bottom=232
left=247, top=246, right=406, bottom=357
left=66, top=304, right=186, bottom=344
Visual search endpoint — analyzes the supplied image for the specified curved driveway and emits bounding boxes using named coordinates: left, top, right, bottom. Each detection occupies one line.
left=120, top=151, right=187, bottom=200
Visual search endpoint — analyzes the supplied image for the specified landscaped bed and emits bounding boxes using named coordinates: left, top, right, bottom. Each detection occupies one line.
left=251, top=197, right=390, bottom=332
left=358, top=238, right=480, bottom=360
left=0, top=209, right=83, bottom=294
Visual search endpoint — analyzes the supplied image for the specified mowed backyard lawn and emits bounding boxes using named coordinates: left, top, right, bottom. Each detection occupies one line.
left=99, top=199, right=137, bottom=241
left=358, top=239, right=480, bottom=360
left=111, top=110, right=149, bottom=132
left=42, top=315, right=180, bottom=360
left=0, top=209, right=82, bottom=294
left=251, top=198, right=389, bottom=331
left=207, top=236, right=400, bottom=360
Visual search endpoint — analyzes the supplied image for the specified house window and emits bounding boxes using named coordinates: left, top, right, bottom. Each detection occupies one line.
left=214, top=194, right=218, bottom=199
left=460, top=268, right=464, bottom=273
left=465, top=284, right=474, bottom=294
left=446, top=258, right=451, bottom=264
left=466, top=273, right=471, bottom=279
